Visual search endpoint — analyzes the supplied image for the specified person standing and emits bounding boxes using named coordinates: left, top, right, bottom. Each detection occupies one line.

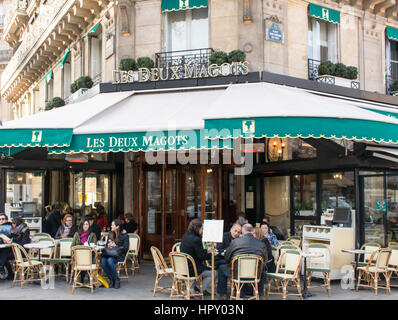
left=180, top=218, right=212, bottom=294
left=101, top=219, right=129, bottom=289
left=46, top=204, right=62, bottom=238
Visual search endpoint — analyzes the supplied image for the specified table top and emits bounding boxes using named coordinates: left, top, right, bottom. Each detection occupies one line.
left=24, top=243, right=55, bottom=249
left=0, top=243, right=12, bottom=248
left=302, top=251, right=324, bottom=258
left=341, top=249, right=374, bottom=254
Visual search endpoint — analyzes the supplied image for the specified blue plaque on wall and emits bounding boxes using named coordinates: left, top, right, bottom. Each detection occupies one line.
left=266, top=23, right=284, bottom=43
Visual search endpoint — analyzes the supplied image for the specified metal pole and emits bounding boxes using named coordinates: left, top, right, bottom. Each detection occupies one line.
left=211, top=242, right=215, bottom=300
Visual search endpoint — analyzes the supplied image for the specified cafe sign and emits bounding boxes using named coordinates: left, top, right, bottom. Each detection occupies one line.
left=112, top=61, right=249, bottom=84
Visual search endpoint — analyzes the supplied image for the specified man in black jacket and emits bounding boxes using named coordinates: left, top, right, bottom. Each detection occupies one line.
left=46, top=204, right=62, bottom=238
left=180, top=218, right=212, bottom=294
left=215, top=223, right=241, bottom=268
left=217, top=223, right=267, bottom=299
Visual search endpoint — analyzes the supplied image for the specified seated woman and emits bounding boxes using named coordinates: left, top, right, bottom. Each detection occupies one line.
left=260, top=222, right=279, bottom=247
left=55, top=214, right=77, bottom=239
left=0, top=217, right=31, bottom=281
left=101, top=219, right=129, bottom=289
left=254, top=227, right=276, bottom=273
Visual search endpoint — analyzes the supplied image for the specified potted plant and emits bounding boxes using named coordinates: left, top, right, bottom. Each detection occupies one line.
left=136, top=56, right=155, bottom=69
left=119, top=57, right=138, bottom=81
left=70, top=76, right=93, bottom=101
left=390, top=80, right=398, bottom=96
left=316, top=61, right=360, bottom=89
left=228, top=50, right=246, bottom=74
left=45, top=97, right=65, bottom=111
left=209, top=51, right=229, bottom=75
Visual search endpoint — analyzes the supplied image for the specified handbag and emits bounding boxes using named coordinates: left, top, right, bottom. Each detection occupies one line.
left=102, top=246, right=124, bottom=258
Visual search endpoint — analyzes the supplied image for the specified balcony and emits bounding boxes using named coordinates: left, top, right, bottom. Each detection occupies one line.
left=386, top=61, right=398, bottom=95
left=155, top=48, right=214, bottom=79
left=3, top=0, right=29, bottom=47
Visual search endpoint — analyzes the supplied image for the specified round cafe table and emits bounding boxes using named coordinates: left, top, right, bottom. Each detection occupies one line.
left=24, top=242, right=55, bottom=262
left=301, top=251, right=324, bottom=299
left=341, top=249, right=374, bottom=286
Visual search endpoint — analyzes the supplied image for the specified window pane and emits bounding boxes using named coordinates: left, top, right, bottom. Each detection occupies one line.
left=90, top=36, right=102, bottom=78
left=205, top=168, right=216, bottom=219
left=364, top=176, right=385, bottom=245
left=387, top=176, right=398, bottom=243
left=185, top=168, right=201, bottom=223
left=167, top=10, right=187, bottom=51
left=321, top=172, right=355, bottom=212
left=63, top=62, right=71, bottom=99
left=191, top=8, right=208, bottom=49
left=293, top=174, right=317, bottom=217
left=147, top=171, right=161, bottom=235
left=165, top=169, right=178, bottom=236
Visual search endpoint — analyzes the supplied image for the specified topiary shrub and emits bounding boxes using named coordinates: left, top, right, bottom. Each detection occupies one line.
left=136, top=56, right=155, bottom=69
left=345, top=66, right=358, bottom=80
left=318, top=61, right=336, bottom=76
left=45, top=97, right=65, bottom=111
left=390, top=80, right=398, bottom=93
left=209, top=51, right=229, bottom=66
left=228, top=50, right=246, bottom=63
left=70, top=76, right=93, bottom=93
left=334, top=63, right=347, bottom=78
left=119, top=57, right=137, bottom=71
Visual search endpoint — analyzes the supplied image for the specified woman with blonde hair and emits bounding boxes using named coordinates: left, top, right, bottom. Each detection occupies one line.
left=54, top=214, right=77, bottom=239
left=254, top=226, right=275, bottom=273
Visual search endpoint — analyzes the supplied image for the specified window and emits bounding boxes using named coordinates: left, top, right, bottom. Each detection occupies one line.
left=46, top=78, right=53, bottom=102
left=386, top=38, right=398, bottom=90
left=90, top=34, right=102, bottom=84
left=321, top=172, right=355, bottom=212
left=63, top=57, right=71, bottom=99
left=308, top=17, right=338, bottom=63
left=164, top=8, right=208, bottom=51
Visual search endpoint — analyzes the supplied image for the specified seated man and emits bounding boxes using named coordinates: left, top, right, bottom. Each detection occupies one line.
left=215, top=223, right=241, bottom=268
left=217, top=223, right=267, bottom=299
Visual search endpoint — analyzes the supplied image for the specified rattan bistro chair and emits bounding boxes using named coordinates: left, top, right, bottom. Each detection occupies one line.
left=267, top=250, right=303, bottom=300
left=387, top=245, right=398, bottom=284
left=276, top=243, right=301, bottom=272
left=287, top=236, right=302, bottom=248
left=230, top=254, right=264, bottom=300
left=305, top=243, right=332, bottom=296
left=116, top=250, right=130, bottom=282
left=351, top=242, right=381, bottom=268
left=172, top=242, right=181, bottom=252
left=47, top=238, right=73, bottom=282
left=127, top=234, right=141, bottom=275
left=356, top=248, right=392, bottom=295
left=11, top=243, right=43, bottom=288
left=169, top=252, right=204, bottom=300
left=150, top=246, right=173, bottom=296
left=71, top=246, right=99, bottom=294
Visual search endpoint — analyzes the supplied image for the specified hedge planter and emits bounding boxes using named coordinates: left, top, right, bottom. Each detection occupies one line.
left=316, top=75, right=360, bottom=90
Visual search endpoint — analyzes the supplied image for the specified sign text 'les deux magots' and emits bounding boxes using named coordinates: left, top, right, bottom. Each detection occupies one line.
left=112, top=61, right=249, bottom=84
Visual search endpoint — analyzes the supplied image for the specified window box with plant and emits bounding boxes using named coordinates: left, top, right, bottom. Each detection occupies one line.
left=70, top=76, right=94, bottom=101
left=316, top=61, right=360, bottom=89
left=390, top=80, right=398, bottom=96
left=209, top=49, right=246, bottom=74
left=119, top=56, right=155, bottom=81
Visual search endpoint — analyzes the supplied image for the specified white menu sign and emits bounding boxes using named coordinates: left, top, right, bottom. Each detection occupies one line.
left=202, top=220, right=224, bottom=243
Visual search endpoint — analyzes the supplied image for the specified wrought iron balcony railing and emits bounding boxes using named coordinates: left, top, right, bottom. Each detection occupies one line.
left=386, top=61, right=398, bottom=95
left=155, top=48, right=214, bottom=79
left=308, top=58, right=321, bottom=80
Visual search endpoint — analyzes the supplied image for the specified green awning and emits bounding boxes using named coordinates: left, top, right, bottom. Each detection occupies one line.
left=0, top=129, right=73, bottom=148
left=60, top=49, right=70, bottom=69
left=309, top=3, right=340, bottom=24
left=161, top=0, right=208, bottom=12
left=204, top=117, right=398, bottom=144
left=387, top=26, right=398, bottom=42
left=82, top=21, right=101, bottom=40
left=48, top=129, right=231, bottom=154
left=45, top=70, right=53, bottom=83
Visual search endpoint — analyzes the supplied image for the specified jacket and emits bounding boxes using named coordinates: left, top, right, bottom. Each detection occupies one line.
left=90, top=223, right=102, bottom=242
left=224, top=234, right=268, bottom=273
left=10, top=223, right=30, bottom=246
left=105, top=233, right=129, bottom=259
left=180, top=231, right=211, bottom=276
left=125, top=220, right=138, bottom=234
left=46, top=210, right=62, bottom=238
left=54, top=225, right=78, bottom=239
left=71, top=232, right=97, bottom=247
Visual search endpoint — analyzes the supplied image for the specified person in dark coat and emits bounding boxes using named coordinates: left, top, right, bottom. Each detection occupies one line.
left=46, top=204, right=62, bottom=238
left=101, top=219, right=129, bottom=289
left=85, top=214, right=101, bottom=241
left=254, top=227, right=276, bottom=273
left=0, top=217, right=31, bottom=280
left=217, top=223, right=268, bottom=299
left=124, top=213, right=138, bottom=234
left=180, top=218, right=212, bottom=293
left=215, top=223, right=241, bottom=268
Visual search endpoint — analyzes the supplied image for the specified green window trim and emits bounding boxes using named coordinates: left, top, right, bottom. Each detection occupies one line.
left=309, top=3, right=340, bottom=24
left=387, top=26, right=398, bottom=42
left=60, top=49, right=70, bottom=69
left=161, top=0, right=208, bottom=12
left=82, top=21, right=101, bottom=40
left=45, top=70, right=53, bottom=83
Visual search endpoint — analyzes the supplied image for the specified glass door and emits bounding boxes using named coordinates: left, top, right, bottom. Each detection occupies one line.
left=387, top=176, right=398, bottom=244
left=165, top=168, right=179, bottom=253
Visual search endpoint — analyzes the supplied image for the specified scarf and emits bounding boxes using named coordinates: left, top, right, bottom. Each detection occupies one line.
left=80, top=230, right=90, bottom=245
left=62, top=225, right=72, bottom=238
left=11, top=223, right=27, bottom=235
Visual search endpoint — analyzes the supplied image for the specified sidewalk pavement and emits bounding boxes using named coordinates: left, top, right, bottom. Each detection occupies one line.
left=0, top=260, right=398, bottom=300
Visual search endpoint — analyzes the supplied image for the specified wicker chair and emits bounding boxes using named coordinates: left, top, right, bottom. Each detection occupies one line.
left=29, top=237, right=56, bottom=266
left=356, top=248, right=392, bottom=295
left=387, top=245, right=398, bottom=284
left=267, top=250, right=303, bottom=300
left=169, top=252, right=204, bottom=300
left=11, top=243, right=43, bottom=288
left=71, top=245, right=99, bottom=294
left=116, top=250, right=130, bottom=282
left=47, top=238, right=73, bottom=282
left=276, top=243, right=301, bottom=272
left=271, top=246, right=278, bottom=262
left=230, top=254, right=264, bottom=300
left=305, top=243, right=332, bottom=296
left=150, top=246, right=173, bottom=296
left=32, top=233, right=51, bottom=240
left=287, top=236, right=302, bottom=248
left=172, top=242, right=181, bottom=252
left=351, top=242, right=381, bottom=268
left=127, top=234, right=140, bottom=275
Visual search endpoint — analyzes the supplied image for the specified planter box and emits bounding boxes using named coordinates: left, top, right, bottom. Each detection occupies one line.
left=316, top=75, right=360, bottom=90
left=70, top=88, right=89, bottom=101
